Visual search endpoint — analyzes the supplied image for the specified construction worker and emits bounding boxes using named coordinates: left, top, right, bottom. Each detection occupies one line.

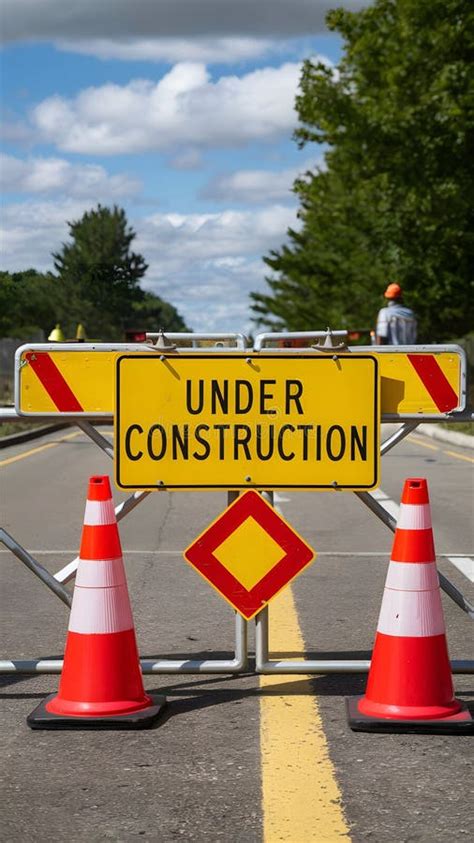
left=375, top=283, right=417, bottom=345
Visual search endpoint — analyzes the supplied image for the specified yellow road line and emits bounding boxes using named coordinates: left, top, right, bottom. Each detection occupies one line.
left=0, top=431, right=81, bottom=467
left=407, top=435, right=439, bottom=451
left=442, top=449, right=474, bottom=464
left=408, top=434, right=474, bottom=462
left=260, top=589, right=349, bottom=842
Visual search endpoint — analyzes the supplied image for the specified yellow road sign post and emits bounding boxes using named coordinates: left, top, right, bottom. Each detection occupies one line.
left=115, top=353, right=380, bottom=491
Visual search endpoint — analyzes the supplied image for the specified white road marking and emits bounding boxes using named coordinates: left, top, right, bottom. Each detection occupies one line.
left=447, top=557, right=474, bottom=583
left=372, top=490, right=474, bottom=585
left=273, top=493, right=291, bottom=504
left=54, top=558, right=80, bottom=583
left=372, top=487, right=400, bottom=520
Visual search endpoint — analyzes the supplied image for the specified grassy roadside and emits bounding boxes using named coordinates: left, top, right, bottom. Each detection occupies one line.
left=0, top=419, right=47, bottom=437
left=440, top=379, right=473, bottom=436
left=440, top=421, right=473, bottom=435
left=442, top=335, right=473, bottom=435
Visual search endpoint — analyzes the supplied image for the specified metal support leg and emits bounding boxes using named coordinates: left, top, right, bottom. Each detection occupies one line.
left=380, top=420, right=420, bottom=455
left=76, top=419, right=114, bottom=458
left=254, top=477, right=473, bottom=673
left=254, top=606, right=472, bottom=674
left=139, top=612, right=248, bottom=674
left=54, top=420, right=151, bottom=584
left=54, top=488, right=153, bottom=584
left=354, top=420, right=474, bottom=618
left=437, top=576, right=474, bottom=620
left=356, top=491, right=474, bottom=618
left=356, top=490, right=397, bottom=531
left=0, top=528, right=71, bottom=608
left=0, top=610, right=248, bottom=675
left=1, top=486, right=250, bottom=677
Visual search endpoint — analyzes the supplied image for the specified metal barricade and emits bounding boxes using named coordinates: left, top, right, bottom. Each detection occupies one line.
left=1, top=330, right=472, bottom=676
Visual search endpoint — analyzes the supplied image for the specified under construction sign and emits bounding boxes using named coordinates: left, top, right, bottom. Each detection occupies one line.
left=115, top=353, right=380, bottom=491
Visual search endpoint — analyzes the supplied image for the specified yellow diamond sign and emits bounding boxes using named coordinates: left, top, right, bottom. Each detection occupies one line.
left=213, top=516, right=286, bottom=592
left=184, top=490, right=315, bottom=619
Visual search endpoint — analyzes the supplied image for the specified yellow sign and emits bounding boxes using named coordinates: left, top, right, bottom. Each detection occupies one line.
left=115, top=353, right=380, bottom=490
left=17, top=348, right=122, bottom=414
left=184, top=490, right=315, bottom=619
left=16, top=345, right=465, bottom=419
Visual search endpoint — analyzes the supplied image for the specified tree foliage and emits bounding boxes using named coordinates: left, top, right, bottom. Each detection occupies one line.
left=251, top=0, right=474, bottom=341
left=53, top=204, right=148, bottom=338
left=0, top=269, right=68, bottom=339
left=1, top=205, right=189, bottom=340
left=130, top=291, right=188, bottom=333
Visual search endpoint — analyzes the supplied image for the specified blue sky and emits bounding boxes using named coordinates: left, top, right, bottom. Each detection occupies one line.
left=1, top=1, right=365, bottom=334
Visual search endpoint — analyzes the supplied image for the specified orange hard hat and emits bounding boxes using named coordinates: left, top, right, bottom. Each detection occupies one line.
left=384, top=282, right=402, bottom=299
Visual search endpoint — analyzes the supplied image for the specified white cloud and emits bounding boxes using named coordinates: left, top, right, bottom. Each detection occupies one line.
left=0, top=199, right=100, bottom=271
left=1, top=199, right=298, bottom=332
left=169, top=148, right=203, bottom=170
left=134, top=205, right=299, bottom=331
left=138, top=205, right=296, bottom=261
left=2, top=1, right=368, bottom=43
left=56, top=37, right=275, bottom=65
left=202, top=159, right=322, bottom=204
left=31, top=62, right=302, bottom=155
left=0, top=154, right=141, bottom=198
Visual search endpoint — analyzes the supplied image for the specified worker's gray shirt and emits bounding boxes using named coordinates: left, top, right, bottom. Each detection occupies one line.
left=376, top=302, right=417, bottom=344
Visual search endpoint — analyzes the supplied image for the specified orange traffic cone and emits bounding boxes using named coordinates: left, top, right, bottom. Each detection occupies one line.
left=347, top=478, right=473, bottom=733
left=28, top=476, right=165, bottom=729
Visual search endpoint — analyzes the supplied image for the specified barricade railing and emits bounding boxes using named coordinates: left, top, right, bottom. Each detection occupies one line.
left=1, top=330, right=473, bottom=677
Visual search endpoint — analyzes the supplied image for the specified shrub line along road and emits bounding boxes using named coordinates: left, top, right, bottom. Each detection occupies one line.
left=0, top=426, right=473, bottom=842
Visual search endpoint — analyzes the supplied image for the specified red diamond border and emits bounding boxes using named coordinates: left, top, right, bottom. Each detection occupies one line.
left=184, top=490, right=315, bottom=619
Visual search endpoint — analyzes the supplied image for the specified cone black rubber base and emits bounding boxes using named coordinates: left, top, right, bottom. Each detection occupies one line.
left=27, top=693, right=167, bottom=730
left=346, top=696, right=474, bottom=735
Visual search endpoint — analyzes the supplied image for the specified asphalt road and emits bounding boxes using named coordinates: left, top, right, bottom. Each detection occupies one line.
left=1, top=426, right=473, bottom=842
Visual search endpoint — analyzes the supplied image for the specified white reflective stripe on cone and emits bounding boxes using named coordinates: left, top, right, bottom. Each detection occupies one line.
left=385, top=560, right=439, bottom=591
left=377, top=587, right=445, bottom=637
left=75, top=557, right=127, bottom=588
left=83, top=498, right=116, bottom=526
left=68, top=584, right=134, bottom=634
left=396, top=503, right=432, bottom=530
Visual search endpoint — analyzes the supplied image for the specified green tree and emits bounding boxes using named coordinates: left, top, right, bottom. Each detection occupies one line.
left=53, top=204, right=148, bottom=339
left=251, top=0, right=474, bottom=341
left=129, top=291, right=190, bottom=333
left=0, top=269, right=68, bottom=338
